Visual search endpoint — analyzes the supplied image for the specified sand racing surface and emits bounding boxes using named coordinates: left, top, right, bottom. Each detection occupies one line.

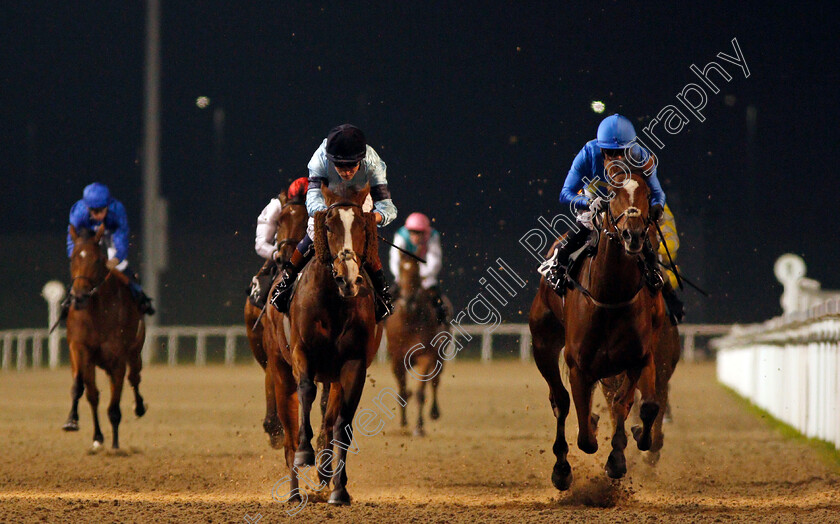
left=1, top=360, right=838, bottom=523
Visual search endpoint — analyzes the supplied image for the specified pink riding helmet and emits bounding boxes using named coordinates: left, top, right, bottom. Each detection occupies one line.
left=405, top=212, right=431, bottom=233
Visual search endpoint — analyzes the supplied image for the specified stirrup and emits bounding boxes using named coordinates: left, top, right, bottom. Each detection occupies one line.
left=645, top=269, right=664, bottom=293
left=374, top=289, right=394, bottom=322
left=270, top=272, right=295, bottom=313
left=545, top=266, right=569, bottom=296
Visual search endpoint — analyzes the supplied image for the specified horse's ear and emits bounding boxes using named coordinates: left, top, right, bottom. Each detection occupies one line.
left=94, top=223, right=105, bottom=243
left=69, top=225, right=78, bottom=243
left=357, top=185, right=370, bottom=206
left=312, top=211, right=331, bottom=264
left=321, top=185, right=337, bottom=206
left=278, top=190, right=288, bottom=205
left=364, top=212, right=379, bottom=263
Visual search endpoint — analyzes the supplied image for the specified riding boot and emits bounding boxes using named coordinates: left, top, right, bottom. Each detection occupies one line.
left=642, top=242, right=664, bottom=293
left=269, top=245, right=312, bottom=313
left=367, top=268, right=394, bottom=322
left=662, top=281, right=685, bottom=325
left=429, top=285, right=449, bottom=324
left=544, top=226, right=590, bottom=295
left=127, top=280, right=155, bottom=316
left=59, top=294, right=71, bottom=320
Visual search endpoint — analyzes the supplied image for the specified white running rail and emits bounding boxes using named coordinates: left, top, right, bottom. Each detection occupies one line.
left=713, top=298, right=840, bottom=450
left=2, top=323, right=728, bottom=370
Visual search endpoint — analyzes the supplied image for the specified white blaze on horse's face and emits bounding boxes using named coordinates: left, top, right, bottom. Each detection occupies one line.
left=624, top=179, right=639, bottom=206
left=334, top=209, right=362, bottom=297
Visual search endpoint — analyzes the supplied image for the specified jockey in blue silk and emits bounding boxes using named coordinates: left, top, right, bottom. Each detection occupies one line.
left=64, top=182, right=155, bottom=315
left=544, top=114, right=684, bottom=323
left=270, top=124, right=397, bottom=321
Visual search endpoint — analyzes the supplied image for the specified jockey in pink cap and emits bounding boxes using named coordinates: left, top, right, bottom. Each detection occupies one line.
left=389, top=212, right=448, bottom=323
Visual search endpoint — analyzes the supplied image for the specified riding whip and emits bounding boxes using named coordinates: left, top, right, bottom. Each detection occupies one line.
left=652, top=218, right=683, bottom=290
left=377, top=235, right=427, bottom=264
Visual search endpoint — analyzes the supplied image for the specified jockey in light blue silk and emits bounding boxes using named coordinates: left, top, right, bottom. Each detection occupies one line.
left=65, top=182, right=155, bottom=315
left=543, top=114, right=684, bottom=323
left=270, top=124, right=397, bottom=322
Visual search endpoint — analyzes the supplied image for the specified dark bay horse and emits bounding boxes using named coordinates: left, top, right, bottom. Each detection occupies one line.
left=263, top=185, right=382, bottom=505
left=245, top=189, right=309, bottom=447
left=529, top=171, right=668, bottom=489
left=384, top=253, right=445, bottom=436
left=63, top=224, right=147, bottom=451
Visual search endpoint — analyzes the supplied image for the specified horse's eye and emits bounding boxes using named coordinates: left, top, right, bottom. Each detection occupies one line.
left=325, top=225, right=331, bottom=233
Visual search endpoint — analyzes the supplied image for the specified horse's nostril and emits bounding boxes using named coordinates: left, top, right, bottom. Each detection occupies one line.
left=622, top=230, right=632, bottom=241
left=355, top=276, right=364, bottom=285
left=335, top=276, right=346, bottom=286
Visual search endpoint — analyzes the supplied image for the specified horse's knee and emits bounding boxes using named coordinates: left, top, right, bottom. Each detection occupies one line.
left=299, top=378, right=316, bottom=403
left=640, top=401, right=659, bottom=425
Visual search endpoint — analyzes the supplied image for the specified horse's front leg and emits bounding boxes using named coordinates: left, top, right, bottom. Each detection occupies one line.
left=317, top=382, right=341, bottom=491
left=631, top=352, right=659, bottom=452
left=603, top=370, right=639, bottom=479
left=106, top=360, right=127, bottom=449
left=329, top=358, right=366, bottom=505
left=295, top=366, right=318, bottom=468
left=568, top=364, right=599, bottom=454
left=63, top=343, right=85, bottom=431
left=82, top=359, right=104, bottom=451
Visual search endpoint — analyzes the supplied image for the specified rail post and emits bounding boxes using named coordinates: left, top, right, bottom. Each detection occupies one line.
left=42, top=281, right=65, bottom=369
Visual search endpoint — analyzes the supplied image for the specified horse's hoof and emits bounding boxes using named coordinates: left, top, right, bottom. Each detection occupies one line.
left=89, top=440, right=104, bottom=454
left=62, top=420, right=79, bottom=432
left=605, top=451, right=627, bottom=479
left=632, top=425, right=652, bottom=451
left=328, top=488, right=351, bottom=505
left=269, top=433, right=284, bottom=450
left=294, top=450, right=316, bottom=467
left=644, top=450, right=661, bottom=466
left=577, top=435, right=598, bottom=455
left=413, top=427, right=426, bottom=437
left=551, top=462, right=573, bottom=491
left=430, top=405, right=440, bottom=420
left=135, top=402, right=147, bottom=418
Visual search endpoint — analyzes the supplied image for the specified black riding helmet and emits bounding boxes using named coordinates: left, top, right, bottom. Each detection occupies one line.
left=326, top=124, right=366, bottom=165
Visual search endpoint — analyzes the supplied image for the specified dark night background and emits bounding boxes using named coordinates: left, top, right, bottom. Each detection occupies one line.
left=1, top=1, right=838, bottom=329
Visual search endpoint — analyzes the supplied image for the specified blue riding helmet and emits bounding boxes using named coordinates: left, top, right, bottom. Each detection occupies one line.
left=595, top=114, right=637, bottom=149
left=82, top=182, right=111, bottom=209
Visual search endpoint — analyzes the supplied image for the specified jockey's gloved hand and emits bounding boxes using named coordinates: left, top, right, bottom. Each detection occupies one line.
left=649, top=204, right=664, bottom=222
left=589, top=196, right=607, bottom=212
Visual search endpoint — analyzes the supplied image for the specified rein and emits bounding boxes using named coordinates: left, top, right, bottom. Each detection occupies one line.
left=565, top=202, right=650, bottom=309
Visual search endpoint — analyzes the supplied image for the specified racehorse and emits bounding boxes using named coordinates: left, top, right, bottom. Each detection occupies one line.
left=384, top=253, right=445, bottom=436
left=63, top=224, right=147, bottom=450
left=263, top=185, right=382, bottom=505
left=244, top=189, right=308, bottom=448
left=529, top=170, right=668, bottom=489
left=602, top=320, right=680, bottom=465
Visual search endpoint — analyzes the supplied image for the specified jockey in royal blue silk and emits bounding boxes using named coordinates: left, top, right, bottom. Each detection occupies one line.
left=270, top=124, right=397, bottom=321
left=65, top=182, right=155, bottom=315
left=543, top=114, right=672, bottom=300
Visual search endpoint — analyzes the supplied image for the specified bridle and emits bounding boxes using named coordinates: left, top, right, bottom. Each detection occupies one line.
left=70, top=247, right=111, bottom=304
left=323, top=201, right=368, bottom=278
left=275, top=200, right=306, bottom=261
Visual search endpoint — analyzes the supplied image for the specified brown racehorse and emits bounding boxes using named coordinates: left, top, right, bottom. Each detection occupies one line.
left=602, top=320, right=680, bottom=466
left=263, top=185, right=382, bottom=505
left=63, top=224, right=147, bottom=451
left=244, top=189, right=308, bottom=447
left=529, top=170, right=667, bottom=490
left=385, top=253, right=445, bottom=436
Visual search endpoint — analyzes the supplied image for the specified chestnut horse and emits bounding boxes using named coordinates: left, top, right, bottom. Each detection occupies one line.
left=245, top=189, right=308, bottom=447
left=263, top=185, right=382, bottom=505
left=384, top=253, right=445, bottom=436
left=63, top=224, right=147, bottom=450
left=529, top=171, right=667, bottom=489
